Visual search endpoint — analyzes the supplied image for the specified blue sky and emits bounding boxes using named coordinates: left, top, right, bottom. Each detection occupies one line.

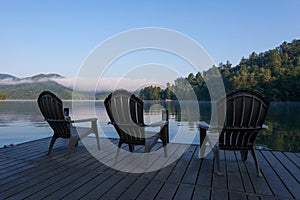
left=1, top=0, right=300, bottom=80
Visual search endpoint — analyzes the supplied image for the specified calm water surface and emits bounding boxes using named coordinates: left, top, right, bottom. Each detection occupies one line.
left=0, top=100, right=299, bottom=152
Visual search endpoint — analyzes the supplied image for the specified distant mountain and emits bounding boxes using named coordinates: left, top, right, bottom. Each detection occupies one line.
left=0, top=74, right=18, bottom=80
left=24, top=73, right=64, bottom=81
left=0, top=73, right=89, bottom=99
left=0, top=73, right=63, bottom=81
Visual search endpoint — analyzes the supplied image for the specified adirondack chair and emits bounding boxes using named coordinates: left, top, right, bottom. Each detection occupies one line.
left=104, top=89, right=169, bottom=162
left=37, top=91, right=100, bottom=156
left=198, top=88, right=269, bottom=177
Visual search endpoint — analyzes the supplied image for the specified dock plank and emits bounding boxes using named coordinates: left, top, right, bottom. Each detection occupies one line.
left=154, top=182, right=179, bottom=200
left=153, top=144, right=188, bottom=182
left=196, top=151, right=214, bottom=187
left=181, top=146, right=202, bottom=185
left=44, top=171, right=97, bottom=200
left=261, top=150, right=299, bottom=199
left=136, top=179, right=164, bottom=200
left=118, top=177, right=150, bottom=200
left=284, top=151, right=300, bottom=168
left=244, top=151, right=273, bottom=197
left=62, top=173, right=112, bottom=199
left=228, top=191, right=247, bottom=200
left=173, top=184, right=194, bottom=200
left=225, top=151, right=245, bottom=192
left=192, top=186, right=211, bottom=200
left=257, top=150, right=293, bottom=199
left=273, top=151, right=300, bottom=183
left=0, top=137, right=298, bottom=200
left=212, top=150, right=228, bottom=194
left=234, top=151, right=256, bottom=194
left=80, top=174, right=124, bottom=200
left=166, top=145, right=196, bottom=183
left=100, top=174, right=137, bottom=200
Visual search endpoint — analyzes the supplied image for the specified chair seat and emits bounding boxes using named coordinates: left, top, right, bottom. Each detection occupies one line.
left=70, top=126, right=94, bottom=137
left=118, top=131, right=161, bottom=145
left=145, top=131, right=161, bottom=146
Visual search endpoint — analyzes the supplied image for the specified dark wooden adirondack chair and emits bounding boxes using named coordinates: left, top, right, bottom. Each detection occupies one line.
left=38, top=91, right=100, bottom=156
left=198, top=88, right=269, bottom=177
left=104, top=89, right=169, bottom=162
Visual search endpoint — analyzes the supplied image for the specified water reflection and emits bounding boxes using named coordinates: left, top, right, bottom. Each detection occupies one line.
left=256, top=102, right=300, bottom=152
left=0, top=100, right=299, bottom=152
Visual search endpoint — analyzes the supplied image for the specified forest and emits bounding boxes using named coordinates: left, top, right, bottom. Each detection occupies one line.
left=0, top=81, right=88, bottom=100
left=0, top=93, right=5, bottom=100
left=139, top=39, right=300, bottom=102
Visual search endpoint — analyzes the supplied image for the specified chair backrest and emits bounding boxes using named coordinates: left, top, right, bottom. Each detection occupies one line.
left=216, top=88, right=269, bottom=149
left=37, top=91, right=71, bottom=138
left=104, top=90, right=146, bottom=144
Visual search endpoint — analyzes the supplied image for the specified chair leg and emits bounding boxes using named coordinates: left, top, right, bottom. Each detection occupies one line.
left=67, top=136, right=78, bottom=157
left=161, top=123, right=169, bottom=143
left=144, top=153, right=150, bottom=169
left=250, top=147, right=262, bottom=177
left=163, top=146, right=168, bottom=157
left=129, top=144, right=134, bottom=152
left=75, top=140, right=79, bottom=147
left=92, top=120, right=100, bottom=150
left=213, top=146, right=223, bottom=176
left=115, top=141, right=122, bottom=162
left=200, top=136, right=209, bottom=158
left=95, top=131, right=100, bottom=150
left=48, top=136, right=57, bottom=155
left=241, top=150, right=248, bottom=161
left=199, top=128, right=207, bottom=159
left=144, top=145, right=151, bottom=168
left=161, top=135, right=168, bottom=157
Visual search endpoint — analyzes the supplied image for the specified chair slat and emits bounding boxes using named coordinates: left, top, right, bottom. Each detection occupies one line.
left=37, top=91, right=99, bottom=156
left=232, top=98, right=236, bottom=126
left=104, top=89, right=169, bottom=159
left=247, top=97, right=255, bottom=127
left=216, top=88, right=269, bottom=149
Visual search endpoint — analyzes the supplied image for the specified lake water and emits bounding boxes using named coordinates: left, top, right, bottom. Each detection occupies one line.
left=0, top=100, right=299, bottom=152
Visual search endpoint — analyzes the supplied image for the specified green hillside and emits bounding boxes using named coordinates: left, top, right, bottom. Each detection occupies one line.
left=140, top=39, right=300, bottom=101
left=0, top=81, right=88, bottom=100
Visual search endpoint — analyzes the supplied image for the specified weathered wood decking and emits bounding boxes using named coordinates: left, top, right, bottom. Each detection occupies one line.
left=0, top=137, right=299, bottom=200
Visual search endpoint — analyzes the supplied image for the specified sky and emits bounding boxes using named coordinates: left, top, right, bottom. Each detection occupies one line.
left=0, top=0, right=300, bottom=90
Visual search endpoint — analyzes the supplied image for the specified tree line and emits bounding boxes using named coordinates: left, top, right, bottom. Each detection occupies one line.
left=139, top=39, right=300, bottom=102
left=0, top=93, right=5, bottom=100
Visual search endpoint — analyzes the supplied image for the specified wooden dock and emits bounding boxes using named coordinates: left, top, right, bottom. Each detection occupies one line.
left=0, top=137, right=299, bottom=199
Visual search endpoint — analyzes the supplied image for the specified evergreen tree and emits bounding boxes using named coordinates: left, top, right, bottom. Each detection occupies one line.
left=0, top=93, right=6, bottom=100
left=139, top=39, right=300, bottom=102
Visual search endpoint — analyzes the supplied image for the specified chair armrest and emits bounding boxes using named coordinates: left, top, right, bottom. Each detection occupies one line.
left=71, top=118, right=97, bottom=123
left=111, top=123, right=142, bottom=127
left=145, top=120, right=168, bottom=127
left=47, top=119, right=70, bottom=123
left=262, top=124, right=269, bottom=130
left=108, top=121, right=115, bottom=125
left=198, top=121, right=211, bottom=130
